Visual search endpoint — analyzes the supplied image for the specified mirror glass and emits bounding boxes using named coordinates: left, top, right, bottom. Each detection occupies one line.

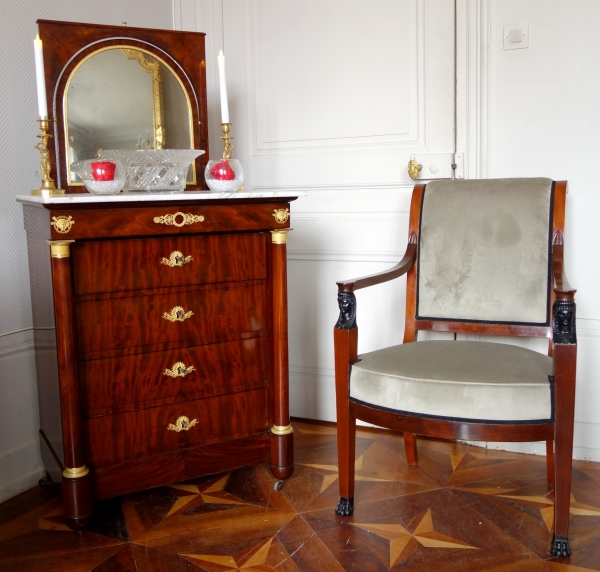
left=65, top=46, right=194, bottom=183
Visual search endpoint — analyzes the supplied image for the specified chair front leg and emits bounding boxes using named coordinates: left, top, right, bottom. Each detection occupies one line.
left=334, top=292, right=358, bottom=517
left=546, top=440, right=554, bottom=489
left=551, top=297, right=577, bottom=558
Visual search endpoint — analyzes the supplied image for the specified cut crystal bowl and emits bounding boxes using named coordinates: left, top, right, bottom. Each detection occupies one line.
left=101, top=149, right=205, bottom=192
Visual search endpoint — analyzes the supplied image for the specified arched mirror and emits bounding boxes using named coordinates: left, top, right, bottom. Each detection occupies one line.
left=65, top=46, right=194, bottom=184
left=37, top=19, right=209, bottom=192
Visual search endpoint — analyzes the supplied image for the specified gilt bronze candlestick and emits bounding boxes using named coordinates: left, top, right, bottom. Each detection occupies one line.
left=31, top=119, right=65, bottom=196
left=220, top=122, right=235, bottom=159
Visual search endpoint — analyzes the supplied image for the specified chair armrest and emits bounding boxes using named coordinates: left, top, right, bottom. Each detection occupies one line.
left=552, top=231, right=577, bottom=345
left=336, top=233, right=418, bottom=294
left=552, top=231, right=575, bottom=298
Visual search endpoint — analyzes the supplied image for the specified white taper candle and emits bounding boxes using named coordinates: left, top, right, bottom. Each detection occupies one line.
left=34, top=35, right=48, bottom=119
left=217, top=50, right=230, bottom=124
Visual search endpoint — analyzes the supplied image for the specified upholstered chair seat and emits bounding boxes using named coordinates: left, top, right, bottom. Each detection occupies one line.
left=350, top=340, right=553, bottom=423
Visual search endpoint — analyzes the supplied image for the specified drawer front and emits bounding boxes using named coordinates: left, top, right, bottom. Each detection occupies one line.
left=76, top=284, right=266, bottom=354
left=49, top=202, right=291, bottom=239
left=73, top=233, right=266, bottom=295
left=80, top=337, right=267, bottom=416
left=84, top=389, right=269, bottom=467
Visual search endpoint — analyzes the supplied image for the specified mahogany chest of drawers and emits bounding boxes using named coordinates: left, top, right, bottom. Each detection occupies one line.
left=19, top=193, right=297, bottom=530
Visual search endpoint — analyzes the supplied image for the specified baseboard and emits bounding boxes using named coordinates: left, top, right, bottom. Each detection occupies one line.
left=0, top=329, right=45, bottom=502
left=0, top=440, right=45, bottom=503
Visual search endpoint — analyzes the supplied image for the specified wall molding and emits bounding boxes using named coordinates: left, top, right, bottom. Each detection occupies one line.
left=288, top=251, right=407, bottom=264
left=292, top=212, right=409, bottom=221
left=0, top=328, right=34, bottom=355
left=251, top=182, right=415, bottom=195
left=456, top=0, right=491, bottom=179
left=245, top=0, right=426, bottom=157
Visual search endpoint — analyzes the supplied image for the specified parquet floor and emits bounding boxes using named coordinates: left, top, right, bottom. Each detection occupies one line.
left=1, top=419, right=600, bottom=571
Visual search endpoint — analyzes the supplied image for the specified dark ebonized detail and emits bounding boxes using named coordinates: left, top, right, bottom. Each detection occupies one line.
left=551, top=535, right=571, bottom=558
left=553, top=299, right=576, bottom=344
left=335, top=496, right=354, bottom=517
left=335, top=292, right=357, bottom=330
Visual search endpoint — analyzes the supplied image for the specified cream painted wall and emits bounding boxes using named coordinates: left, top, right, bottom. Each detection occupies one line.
left=0, top=0, right=173, bottom=502
left=459, top=0, right=600, bottom=461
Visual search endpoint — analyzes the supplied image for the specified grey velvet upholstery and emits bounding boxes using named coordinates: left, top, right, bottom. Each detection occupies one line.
left=418, top=178, right=553, bottom=324
left=350, top=341, right=553, bottom=422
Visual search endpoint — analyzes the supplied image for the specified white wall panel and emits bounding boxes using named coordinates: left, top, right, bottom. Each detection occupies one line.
left=220, top=0, right=455, bottom=187
left=251, top=0, right=414, bottom=148
left=203, top=0, right=457, bottom=429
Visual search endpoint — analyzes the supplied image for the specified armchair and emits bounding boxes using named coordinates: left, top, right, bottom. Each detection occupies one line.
left=333, top=178, right=576, bottom=558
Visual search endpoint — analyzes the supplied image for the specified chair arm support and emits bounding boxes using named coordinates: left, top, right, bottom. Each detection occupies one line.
left=336, top=234, right=418, bottom=294
left=552, top=233, right=575, bottom=297
left=552, top=233, right=577, bottom=345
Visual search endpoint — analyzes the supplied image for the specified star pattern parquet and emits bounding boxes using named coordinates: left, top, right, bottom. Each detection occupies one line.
left=1, top=419, right=599, bottom=571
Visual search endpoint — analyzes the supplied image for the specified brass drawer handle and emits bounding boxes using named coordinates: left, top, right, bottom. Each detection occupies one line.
left=154, top=212, right=204, bottom=227
left=161, top=250, right=192, bottom=267
left=163, top=306, right=194, bottom=322
left=167, top=415, right=198, bottom=432
left=164, top=361, right=195, bottom=378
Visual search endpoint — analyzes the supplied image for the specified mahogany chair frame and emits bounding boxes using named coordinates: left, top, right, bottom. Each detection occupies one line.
left=333, top=180, right=576, bottom=558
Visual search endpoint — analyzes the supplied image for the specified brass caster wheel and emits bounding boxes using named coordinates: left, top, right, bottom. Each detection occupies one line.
left=274, top=480, right=284, bottom=491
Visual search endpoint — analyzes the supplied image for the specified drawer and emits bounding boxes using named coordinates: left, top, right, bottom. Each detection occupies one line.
left=84, top=388, right=269, bottom=467
left=76, top=284, right=266, bottom=354
left=80, top=337, right=267, bottom=416
left=73, top=233, right=266, bottom=295
left=49, top=202, right=291, bottom=239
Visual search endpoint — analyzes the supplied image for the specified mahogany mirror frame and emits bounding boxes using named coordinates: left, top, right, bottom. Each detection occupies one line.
left=37, top=19, right=210, bottom=192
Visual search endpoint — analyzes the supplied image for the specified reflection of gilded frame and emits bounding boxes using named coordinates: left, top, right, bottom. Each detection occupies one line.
left=121, top=49, right=164, bottom=149
left=63, top=45, right=196, bottom=186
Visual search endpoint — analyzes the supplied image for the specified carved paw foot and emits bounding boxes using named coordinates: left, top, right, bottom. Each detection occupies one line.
left=335, top=497, right=354, bottom=517
left=551, top=535, right=571, bottom=558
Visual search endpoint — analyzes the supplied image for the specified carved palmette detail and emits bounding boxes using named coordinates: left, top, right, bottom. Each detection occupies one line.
left=335, top=292, right=357, bottom=330
left=51, top=215, right=74, bottom=234
left=553, top=299, right=576, bottom=344
left=161, top=250, right=192, bottom=267
left=272, top=208, right=290, bottom=224
left=153, top=212, right=204, bottom=227
left=167, top=415, right=198, bottom=432
left=162, top=306, right=194, bottom=322
left=164, top=361, right=195, bottom=378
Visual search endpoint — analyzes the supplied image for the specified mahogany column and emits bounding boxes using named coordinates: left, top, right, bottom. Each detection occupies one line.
left=48, top=240, right=93, bottom=530
left=268, top=229, right=294, bottom=480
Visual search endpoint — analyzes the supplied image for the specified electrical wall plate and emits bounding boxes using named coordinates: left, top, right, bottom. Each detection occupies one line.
left=504, top=24, right=529, bottom=50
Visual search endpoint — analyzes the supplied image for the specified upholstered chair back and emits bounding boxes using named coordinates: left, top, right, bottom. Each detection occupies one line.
left=417, top=178, right=554, bottom=325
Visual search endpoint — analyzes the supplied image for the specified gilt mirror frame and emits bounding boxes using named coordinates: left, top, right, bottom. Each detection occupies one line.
left=37, top=19, right=209, bottom=192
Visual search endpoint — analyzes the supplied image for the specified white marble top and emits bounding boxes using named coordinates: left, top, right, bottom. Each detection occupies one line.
left=16, top=190, right=305, bottom=205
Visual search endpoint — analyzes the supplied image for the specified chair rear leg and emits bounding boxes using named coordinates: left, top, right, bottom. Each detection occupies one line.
left=335, top=408, right=356, bottom=516
left=546, top=440, right=554, bottom=489
left=404, top=433, right=418, bottom=465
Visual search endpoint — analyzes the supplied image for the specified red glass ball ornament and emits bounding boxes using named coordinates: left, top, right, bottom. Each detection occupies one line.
left=91, top=161, right=116, bottom=181
left=209, top=159, right=235, bottom=181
